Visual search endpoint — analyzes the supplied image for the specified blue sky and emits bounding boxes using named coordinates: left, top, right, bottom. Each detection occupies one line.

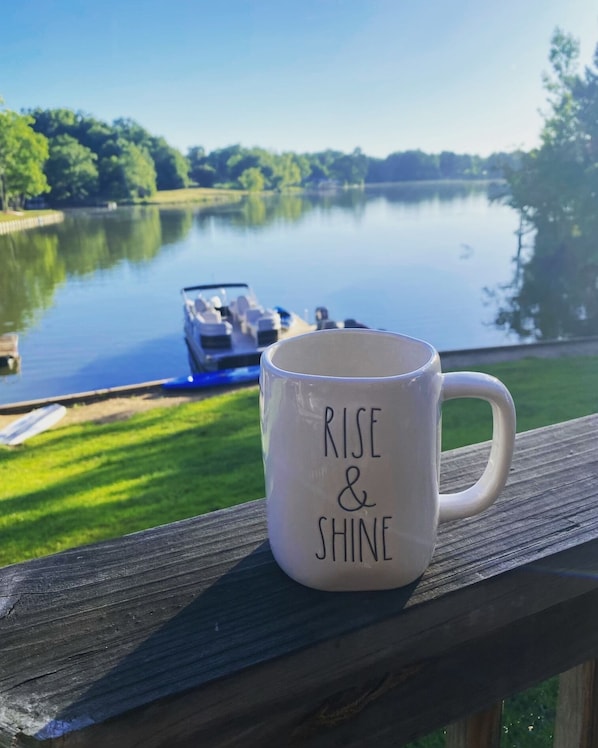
left=2, top=0, right=597, bottom=157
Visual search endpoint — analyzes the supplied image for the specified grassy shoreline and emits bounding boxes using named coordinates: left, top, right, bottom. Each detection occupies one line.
left=0, top=209, right=60, bottom=223
left=0, top=188, right=245, bottom=221
left=1, top=353, right=597, bottom=567
left=1, top=179, right=502, bottom=217
left=132, top=186, right=248, bottom=206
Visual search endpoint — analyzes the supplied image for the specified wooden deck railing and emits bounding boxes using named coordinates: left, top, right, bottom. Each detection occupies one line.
left=1, top=413, right=598, bottom=747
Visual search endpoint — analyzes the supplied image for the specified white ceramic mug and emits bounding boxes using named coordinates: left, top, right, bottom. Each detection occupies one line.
left=260, top=329, right=516, bottom=591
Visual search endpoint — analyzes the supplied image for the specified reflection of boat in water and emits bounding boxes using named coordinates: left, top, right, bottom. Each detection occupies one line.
left=181, top=282, right=369, bottom=374
left=0, top=334, right=20, bottom=375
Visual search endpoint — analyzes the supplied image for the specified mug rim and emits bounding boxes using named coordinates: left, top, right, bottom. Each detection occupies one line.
left=262, top=328, right=439, bottom=382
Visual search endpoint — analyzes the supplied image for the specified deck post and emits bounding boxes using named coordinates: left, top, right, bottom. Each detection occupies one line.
left=554, top=660, right=598, bottom=748
left=445, top=702, right=503, bottom=748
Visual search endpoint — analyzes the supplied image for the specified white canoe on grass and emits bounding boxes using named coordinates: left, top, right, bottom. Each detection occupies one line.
left=0, top=403, right=67, bottom=446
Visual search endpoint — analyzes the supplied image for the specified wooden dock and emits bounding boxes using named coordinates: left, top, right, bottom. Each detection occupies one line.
left=0, top=333, right=19, bottom=371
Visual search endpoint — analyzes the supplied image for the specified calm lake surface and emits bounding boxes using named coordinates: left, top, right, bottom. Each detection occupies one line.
left=0, top=183, right=522, bottom=405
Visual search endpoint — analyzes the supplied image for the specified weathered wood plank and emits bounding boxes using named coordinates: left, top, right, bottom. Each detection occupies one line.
left=445, top=702, right=503, bottom=748
left=554, top=660, right=598, bottom=748
left=0, top=414, right=597, bottom=747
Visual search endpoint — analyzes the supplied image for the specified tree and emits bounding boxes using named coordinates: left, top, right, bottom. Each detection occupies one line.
left=228, top=151, right=262, bottom=182
left=187, top=146, right=217, bottom=186
left=269, top=152, right=302, bottom=190
left=0, top=106, right=49, bottom=210
left=149, top=137, right=189, bottom=190
left=238, top=167, right=265, bottom=191
left=27, top=107, right=81, bottom=140
left=439, top=151, right=478, bottom=179
left=76, top=119, right=114, bottom=154
left=45, top=134, right=98, bottom=204
left=496, top=29, right=598, bottom=340
left=98, top=139, right=157, bottom=201
left=328, top=148, right=368, bottom=185
left=205, top=144, right=245, bottom=184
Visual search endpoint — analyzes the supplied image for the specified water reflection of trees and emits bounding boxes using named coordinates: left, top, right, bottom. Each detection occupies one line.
left=488, top=230, right=598, bottom=340
left=366, top=181, right=491, bottom=204
left=0, top=207, right=194, bottom=334
left=194, top=194, right=316, bottom=231
left=193, top=182, right=493, bottom=232
left=0, top=230, right=63, bottom=332
left=1, top=182, right=497, bottom=337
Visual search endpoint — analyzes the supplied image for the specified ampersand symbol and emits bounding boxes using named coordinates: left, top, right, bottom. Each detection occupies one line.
left=337, top=465, right=376, bottom=512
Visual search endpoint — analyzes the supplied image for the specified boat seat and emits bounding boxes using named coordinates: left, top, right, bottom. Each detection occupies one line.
left=240, top=305, right=265, bottom=335
left=245, top=308, right=282, bottom=346
left=243, top=307, right=265, bottom=327
left=196, top=311, right=233, bottom=349
left=201, top=310, right=222, bottom=324
left=194, top=297, right=210, bottom=313
left=230, top=295, right=251, bottom=323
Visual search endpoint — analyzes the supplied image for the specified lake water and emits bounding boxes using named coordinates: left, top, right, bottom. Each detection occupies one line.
left=0, top=183, right=522, bottom=405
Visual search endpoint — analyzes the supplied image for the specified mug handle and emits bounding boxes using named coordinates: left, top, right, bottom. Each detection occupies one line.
left=438, top=372, right=516, bottom=522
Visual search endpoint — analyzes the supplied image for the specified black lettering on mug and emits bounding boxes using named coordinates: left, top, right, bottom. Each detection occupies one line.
left=351, top=407, right=366, bottom=459
left=315, top=516, right=327, bottom=560
left=323, top=405, right=382, bottom=459
left=331, top=517, right=347, bottom=562
left=324, top=406, right=338, bottom=458
left=315, top=515, right=394, bottom=563
left=359, top=516, right=378, bottom=561
left=337, top=465, right=376, bottom=511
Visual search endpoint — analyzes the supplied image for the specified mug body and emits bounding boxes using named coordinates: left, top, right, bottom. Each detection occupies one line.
left=260, top=329, right=443, bottom=591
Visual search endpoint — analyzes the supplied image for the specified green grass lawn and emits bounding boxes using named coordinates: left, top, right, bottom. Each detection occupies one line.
left=1, top=354, right=597, bottom=568
left=1, top=354, right=596, bottom=747
left=0, top=209, right=60, bottom=223
left=135, top=186, right=246, bottom=205
left=0, top=389, right=264, bottom=566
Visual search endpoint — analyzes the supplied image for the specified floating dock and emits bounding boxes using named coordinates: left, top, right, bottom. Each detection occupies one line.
left=0, top=334, right=20, bottom=373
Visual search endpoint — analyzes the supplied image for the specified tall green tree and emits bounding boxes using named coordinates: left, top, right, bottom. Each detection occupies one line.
left=498, top=29, right=598, bottom=340
left=149, top=136, right=190, bottom=190
left=45, top=134, right=98, bottom=204
left=98, top=139, right=157, bottom=200
left=187, top=146, right=217, bottom=187
left=113, top=119, right=189, bottom=189
left=329, top=148, right=368, bottom=185
left=238, top=167, right=265, bottom=191
left=27, top=107, right=81, bottom=140
left=0, top=106, right=49, bottom=210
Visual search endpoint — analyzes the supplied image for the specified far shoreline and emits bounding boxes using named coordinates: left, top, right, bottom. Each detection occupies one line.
left=0, top=179, right=506, bottom=226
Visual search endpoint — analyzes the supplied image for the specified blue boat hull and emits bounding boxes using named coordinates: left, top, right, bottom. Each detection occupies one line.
left=163, top=365, right=261, bottom=391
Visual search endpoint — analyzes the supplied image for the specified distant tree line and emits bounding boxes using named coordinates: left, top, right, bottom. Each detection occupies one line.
left=0, top=102, right=519, bottom=209
left=187, top=144, right=518, bottom=189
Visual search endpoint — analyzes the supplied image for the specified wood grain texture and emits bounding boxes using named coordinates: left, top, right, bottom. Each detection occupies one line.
left=445, top=702, right=503, bottom=748
left=0, top=414, right=597, bottom=747
left=554, top=660, right=598, bottom=748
